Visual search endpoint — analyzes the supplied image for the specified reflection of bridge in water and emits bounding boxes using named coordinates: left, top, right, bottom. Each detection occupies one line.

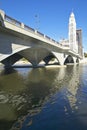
left=0, top=10, right=82, bottom=68
left=0, top=65, right=82, bottom=130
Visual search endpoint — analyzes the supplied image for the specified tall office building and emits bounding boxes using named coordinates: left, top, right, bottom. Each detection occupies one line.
left=60, top=11, right=83, bottom=57
left=76, top=29, right=83, bottom=57
left=68, top=12, right=78, bottom=53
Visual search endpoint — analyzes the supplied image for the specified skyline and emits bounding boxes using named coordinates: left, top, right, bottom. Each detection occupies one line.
left=0, top=0, right=87, bottom=52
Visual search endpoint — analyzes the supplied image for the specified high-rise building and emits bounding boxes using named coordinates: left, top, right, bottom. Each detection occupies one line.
left=60, top=11, right=83, bottom=57
left=76, top=29, right=83, bottom=57
left=68, top=12, right=78, bottom=53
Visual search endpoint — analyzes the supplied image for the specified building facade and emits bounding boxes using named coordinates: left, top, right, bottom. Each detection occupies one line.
left=60, top=12, right=83, bottom=57
left=76, top=29, right=83, bottom=57
left=68, top=12, right=78, bottom=53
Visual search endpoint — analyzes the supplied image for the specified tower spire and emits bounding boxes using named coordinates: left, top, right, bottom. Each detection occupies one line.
left=72, top=8, right=74, bottom=13
left=68, top=11, right=78, bottom=53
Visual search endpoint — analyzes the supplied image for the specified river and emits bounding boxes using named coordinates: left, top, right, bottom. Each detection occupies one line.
left=0, top=64, right=87, bottom=130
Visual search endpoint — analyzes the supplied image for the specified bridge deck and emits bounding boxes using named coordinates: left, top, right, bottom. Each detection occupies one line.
left=0, top=9, right=82, bottom=60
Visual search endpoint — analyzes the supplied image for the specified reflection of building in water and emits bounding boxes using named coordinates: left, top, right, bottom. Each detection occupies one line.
left=0, top=66, right=82, bottom=130
left=51, top=66, right=80, bottom=110
left=53, top=67, right=66, bottom=87
left=0, top=67, right=66, bottom=128
left=66, top=66, right=80, bottom=109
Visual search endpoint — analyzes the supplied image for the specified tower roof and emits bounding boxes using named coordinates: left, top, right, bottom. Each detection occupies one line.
left=69, top=11, right=76, bottom=24
left=70, top=12, right=75, bottom=17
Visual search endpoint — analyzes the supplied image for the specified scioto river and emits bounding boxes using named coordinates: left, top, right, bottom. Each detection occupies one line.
left=0, top=64, right=87, bottom=130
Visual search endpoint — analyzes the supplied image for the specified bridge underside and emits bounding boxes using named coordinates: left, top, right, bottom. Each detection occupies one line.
left=0, top=25, right=80, bottom=68
left=1, top=47, right=79, bottom=68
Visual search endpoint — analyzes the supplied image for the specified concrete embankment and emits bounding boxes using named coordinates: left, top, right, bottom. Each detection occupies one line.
left=80, top=58, right=87, bottom=64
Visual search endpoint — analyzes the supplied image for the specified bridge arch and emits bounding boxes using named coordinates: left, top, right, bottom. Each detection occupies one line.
left=43, top=53, right=60, bottom=65
left=1, top=53, right=24, bottom=67
left=64, top=55, right=74, bottom=65
left=1, top=46, right=62, bottom=67
left=0, top=34, right=79, bottom=67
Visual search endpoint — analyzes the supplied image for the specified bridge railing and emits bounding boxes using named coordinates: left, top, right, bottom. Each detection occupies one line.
left=24, top=24, right=35, bottom=33
left=36, top=30, right=45, bottom=38
left=4, top=14, right=63, bottom=47
left=5, top=15, right=21, bottom=27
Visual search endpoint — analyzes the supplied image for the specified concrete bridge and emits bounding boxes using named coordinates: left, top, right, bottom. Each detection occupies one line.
left=0, top=10, right=82, bottom=67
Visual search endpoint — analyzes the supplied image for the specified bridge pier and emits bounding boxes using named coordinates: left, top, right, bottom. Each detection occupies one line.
left=31, top=62, right=38, bottom=68
left=52, top=52, right=64, bottom=65
left=2, top=59, right=13, bottom=68
left=73, top=57, right=77, bottom=64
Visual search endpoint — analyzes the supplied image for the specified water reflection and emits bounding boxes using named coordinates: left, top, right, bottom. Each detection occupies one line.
left=65, top=66, right=80, bottom=108
left=0, top=65, right=87, bottom=130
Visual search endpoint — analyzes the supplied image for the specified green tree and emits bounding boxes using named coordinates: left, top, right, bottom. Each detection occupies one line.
left=84, top=52, right=87, bottom=57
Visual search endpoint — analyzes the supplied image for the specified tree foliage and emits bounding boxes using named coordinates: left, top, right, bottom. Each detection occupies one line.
left=84, top=52, right=87, bottom=57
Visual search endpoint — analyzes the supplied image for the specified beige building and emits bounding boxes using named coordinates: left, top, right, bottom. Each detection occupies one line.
left=60, top=12, right=83, bottom=56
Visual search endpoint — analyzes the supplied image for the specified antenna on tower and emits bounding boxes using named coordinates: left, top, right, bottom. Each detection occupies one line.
left=72, top=8, right=74, bottom=13
left=34, top=14, right=40, bottom=31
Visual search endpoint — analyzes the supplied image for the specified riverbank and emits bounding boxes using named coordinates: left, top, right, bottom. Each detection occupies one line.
left=80, top=58, right=87, bottom=63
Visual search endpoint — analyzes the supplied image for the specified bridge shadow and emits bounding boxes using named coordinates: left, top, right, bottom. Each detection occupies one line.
left=0, top=67, right=17, bottom=75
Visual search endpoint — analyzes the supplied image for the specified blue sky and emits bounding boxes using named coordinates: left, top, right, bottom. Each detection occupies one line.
left=0, top=0, right=87, bottom=52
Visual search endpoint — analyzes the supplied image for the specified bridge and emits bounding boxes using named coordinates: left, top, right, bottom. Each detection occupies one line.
left=0, top=10, right=82, bottom=68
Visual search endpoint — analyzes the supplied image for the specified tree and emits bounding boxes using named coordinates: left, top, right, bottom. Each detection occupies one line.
left=84, top=52, right=87, bottom=57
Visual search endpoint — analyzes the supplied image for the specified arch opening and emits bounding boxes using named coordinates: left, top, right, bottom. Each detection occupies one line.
left=43, top=53, right=60, bottom=65
left=1, top=47, right=62, bottom=67
left=1, top=53, right=32, bottom=67
left=64, top=55, right=74, bottom=65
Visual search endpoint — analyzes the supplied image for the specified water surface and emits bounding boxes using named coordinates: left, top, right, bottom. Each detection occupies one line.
left=0, top=64, right=87, bottom=130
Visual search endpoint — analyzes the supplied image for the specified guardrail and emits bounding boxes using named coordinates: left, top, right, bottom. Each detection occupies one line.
left=0, top=10, right=75, bottom=53
left=24, top=24, right=35, bottom=32
left=5, top=15, right=21, bottom=27
left=4, top=14, right=61, bottom=45
left=1, top=9, right=80, bottom=56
